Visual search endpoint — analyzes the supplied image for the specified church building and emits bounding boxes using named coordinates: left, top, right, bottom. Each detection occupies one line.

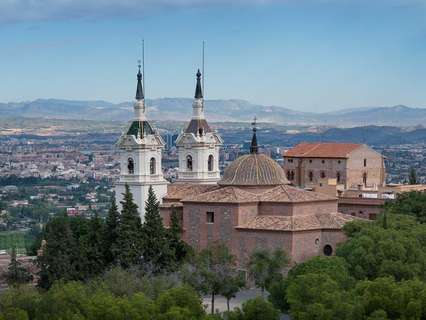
left=115, top=65, right=358, bottom=264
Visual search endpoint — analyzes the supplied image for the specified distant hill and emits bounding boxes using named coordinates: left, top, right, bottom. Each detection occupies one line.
left=222, top=125, right=426, bottom=146
left=1, top=98, right=426, bottom=127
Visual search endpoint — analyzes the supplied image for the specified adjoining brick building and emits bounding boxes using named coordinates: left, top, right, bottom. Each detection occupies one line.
left=161, top=130, right=358, bottom=265
left=283, top=143, right=386, bottom=190
left=283, top=143, right=387, bottom=220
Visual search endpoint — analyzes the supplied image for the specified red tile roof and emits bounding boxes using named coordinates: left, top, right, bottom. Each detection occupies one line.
left=236, top=212, right=361, bottom=231
left=284, top=143, right=362, bottom=159
left=182, top=186, right=258, bottom=203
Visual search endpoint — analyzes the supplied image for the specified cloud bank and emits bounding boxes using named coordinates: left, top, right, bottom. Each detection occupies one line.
left=0, top=0, right=277, bottom=23
left=0, top=0, right=424, bottom=23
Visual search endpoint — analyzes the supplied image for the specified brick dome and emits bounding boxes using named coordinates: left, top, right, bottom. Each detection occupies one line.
left=219, top=153, right=290, bottom=186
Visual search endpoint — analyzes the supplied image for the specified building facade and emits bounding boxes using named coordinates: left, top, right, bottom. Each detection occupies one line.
left=175, top=70, right=223, bottom=184
left=283, top=143, right=386, bottom=190
left=115, top=65, right=168, bottom=221
left=161, top=130, right=358, bottom=265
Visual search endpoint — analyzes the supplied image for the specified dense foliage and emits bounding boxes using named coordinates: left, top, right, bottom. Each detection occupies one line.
left=37, top=184, right=190, bottom=288
left=268, top=191, right=426, bottom=320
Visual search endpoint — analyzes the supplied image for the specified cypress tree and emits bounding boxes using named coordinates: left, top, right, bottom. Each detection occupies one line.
left=114, top=184, right=143, bottom=269
left=142, top=186, right=173, bottom=272
left=6, top=247, right=33, bottom=286
left=84, top=212, right=106, bottom=277
left=104, top=198, right=120, bottom=265
left=37, top=216, right=79, bottom=289
left=167, top=206, right=190, bottom=264
left=409, top=167, right=418, bottom=185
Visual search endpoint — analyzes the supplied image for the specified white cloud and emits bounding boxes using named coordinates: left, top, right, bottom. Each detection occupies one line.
left=0, top=0, right=424, bottom=23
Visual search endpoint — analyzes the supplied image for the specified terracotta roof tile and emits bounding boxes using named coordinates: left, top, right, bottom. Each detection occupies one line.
left=219, top=154, right=289, bottom=186
left=259, top=185, right=336, bottom=202
left=236, top=212, right=359, bottom=231
left=284, top=143, right=362, bottom=158
left=182, top=186, right=258, bottom=203
left=164, top=184, right=218, bottom=201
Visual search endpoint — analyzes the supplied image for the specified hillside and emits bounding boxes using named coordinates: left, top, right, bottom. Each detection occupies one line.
left=1, top=99, right=426, bottom=127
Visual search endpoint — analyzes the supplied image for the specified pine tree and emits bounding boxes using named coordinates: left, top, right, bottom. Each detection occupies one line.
left=84, top=212, right=106, bottom=277
left=114, top=184, right=143, bottom=269
left=104, top=198, right=120, bottom=265
left=141, top=186, right=173, bottom=272
left=6, top=247, right=33, bottom=286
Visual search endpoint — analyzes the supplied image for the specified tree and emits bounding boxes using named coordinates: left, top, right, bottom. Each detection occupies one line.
left=156, top=286, right=205, bottom=319
left=37, top=216, right=79, bottom=289
left=220, top=270, right=245, bottom=312
left=268, top=256, right=353, bottom=313
left=183, top=243, right=237, bottom=314
left=6, top=248, right=33, bottom=286
left=385, top=191, right=426, bottom=223
left=247, top=248, right=288, bottom=294
left=84, top=212, right=106, bottom=277
left=336, top=216, right=426, bottom=281
left=141, top=186, right=173, bottom=272
left=114, top=184, right=143, bottom=268
left=286, top=273, right=355, bottom=320
left=240, top=297, right=280, bottom=320
left=167, top=206, right=190, bottom=265
left=104, top=198, right=120, bottom=265
left=409, top=167, right=418, bottom=185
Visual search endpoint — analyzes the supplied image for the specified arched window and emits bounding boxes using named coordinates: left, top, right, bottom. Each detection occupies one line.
left=363, top=172, right=367, bottom=186
left=287, top=170, right=291, bottom=180
left=320, top=171, right=326, bottom=179
left=127, top=157, right=134, bottom=174
left=208, top=155, right=214, bottom=172
left=323, top=245, right=333, bottom=256
left=309, top=171, right=313, bottom=182
left=150, top=157, right=156, bottom=175
left=186, top=155, right=193, bottom=171
left=336, top=171, right=341, bottom=183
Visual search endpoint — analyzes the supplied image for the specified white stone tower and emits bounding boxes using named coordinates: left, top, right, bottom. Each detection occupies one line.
left=115, top=64, right=168, bottom=221
left=176, top=69, right=223, bottom=184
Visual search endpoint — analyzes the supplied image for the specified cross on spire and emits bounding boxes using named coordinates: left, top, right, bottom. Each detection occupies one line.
left=250, top=116, right=258, bottom=154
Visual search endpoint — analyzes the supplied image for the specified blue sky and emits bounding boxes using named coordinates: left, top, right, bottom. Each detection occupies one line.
left=1, top=0, right=426, bottom=112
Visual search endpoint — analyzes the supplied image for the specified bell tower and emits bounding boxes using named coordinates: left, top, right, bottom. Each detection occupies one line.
left=115, top=63, right=168, bottom=220
left=175, top=69, right=222, bottom=184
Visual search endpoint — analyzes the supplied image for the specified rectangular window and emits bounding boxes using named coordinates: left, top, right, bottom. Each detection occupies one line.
left=364, top=159, right=367, bottom=167
left=206, top=212, right=214, bottom=223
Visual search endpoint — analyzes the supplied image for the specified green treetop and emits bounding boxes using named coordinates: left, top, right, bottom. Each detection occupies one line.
left=114, top=184, right=143, bottom=269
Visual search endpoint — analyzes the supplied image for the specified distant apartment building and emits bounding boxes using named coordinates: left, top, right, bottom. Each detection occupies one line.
left=283, top=143, right=386, bottom=190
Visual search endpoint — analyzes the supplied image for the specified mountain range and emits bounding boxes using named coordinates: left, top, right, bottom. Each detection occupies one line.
left=1, top=98, right=426, bottom=127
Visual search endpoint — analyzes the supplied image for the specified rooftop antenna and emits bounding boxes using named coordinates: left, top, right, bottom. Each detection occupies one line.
left=142, top=39, right=145, bottom=101
left=202, top=40, right=205, bottom=110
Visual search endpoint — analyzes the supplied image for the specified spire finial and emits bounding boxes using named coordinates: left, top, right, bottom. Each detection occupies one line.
left=195, top=69, right=203, bottom=99
left=135, top=60, right=144, bottom=100
left=250, top=116, right=258, bottom=154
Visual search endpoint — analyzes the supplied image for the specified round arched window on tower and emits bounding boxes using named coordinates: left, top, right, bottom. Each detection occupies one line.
left=323, top=244, right=333, bottom=256
left=186, top=155, right=193, bottom=171
left=208, top=155, right=214, bottom=172
left=150, top=157, right=156, bottom=175
left=127, top=157, right=135, bottom=174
